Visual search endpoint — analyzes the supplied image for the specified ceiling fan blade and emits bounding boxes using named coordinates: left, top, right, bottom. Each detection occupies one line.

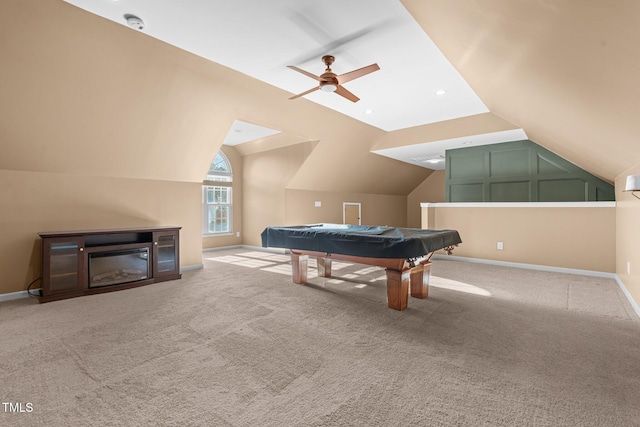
left=335, top=85, right=360, bottom=103
left=289, top=86, right=320, bottom=100
left=284, top=14, right=402, bottom=67
left=337, top=63, right=380, bottom=84
left=287, top=65, right=323, bottom=82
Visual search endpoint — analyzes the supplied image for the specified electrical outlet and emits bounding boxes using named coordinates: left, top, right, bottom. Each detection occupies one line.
left=236, top=231, right=240, bottom=238
left=497, top=242, right=504, bottom=250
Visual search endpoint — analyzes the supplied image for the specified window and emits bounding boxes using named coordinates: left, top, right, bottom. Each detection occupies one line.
left=206, top=153, right=232, bottom=182
left=203, top=152, right=232, bottom=235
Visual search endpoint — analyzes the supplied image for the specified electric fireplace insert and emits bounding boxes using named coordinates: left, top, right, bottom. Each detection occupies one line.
left=88, top=247, right=150, bottom=288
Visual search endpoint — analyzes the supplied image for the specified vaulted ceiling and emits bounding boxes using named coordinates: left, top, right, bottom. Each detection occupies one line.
left=60, top=0, right=640, bottom=183
left=2, top=0, right=637, bottom=197
left=402, top=0, right=640, bottom=182
left=62, top=0, right=490, bottom=133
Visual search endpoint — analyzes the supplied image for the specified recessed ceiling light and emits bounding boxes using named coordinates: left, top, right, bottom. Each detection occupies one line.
left=234, top=128, right=243, bottom=133
left=364, top=109, right=374, bottom=115
left=435, top=90, right=447, bottom=96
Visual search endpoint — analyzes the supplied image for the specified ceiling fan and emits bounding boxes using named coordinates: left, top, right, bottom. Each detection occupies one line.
left=288, top=55, right=380, bottom=103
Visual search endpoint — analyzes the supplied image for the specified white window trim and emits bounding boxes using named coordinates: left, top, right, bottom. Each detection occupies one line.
left=203, top=152, right=233, bottom=236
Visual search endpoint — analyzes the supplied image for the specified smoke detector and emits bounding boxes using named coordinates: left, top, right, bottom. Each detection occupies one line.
left=124, top=14, right=145, bottom=30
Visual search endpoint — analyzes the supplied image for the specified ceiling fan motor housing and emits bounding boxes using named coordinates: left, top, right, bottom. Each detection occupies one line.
left=322, top=55, right=335, bottom=69
left=320, top=73, right=338, bottom=92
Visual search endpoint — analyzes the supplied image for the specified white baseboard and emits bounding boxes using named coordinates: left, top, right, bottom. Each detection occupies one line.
left=181, top=263, right=203, bottom=272
left=614, top=276, right=640, bottom=320
left=239, top=245, right=288, bottom=254
left=5, top=253, right=639, bottom=319
left=1, top=263, right=204, bottom=302
left=432, top=254, right=617, bottom=278
left=202, top=245, right=243, bottom=252
left=434, top=254, right=640, bottom=320
left=0, top=289, right=40, bottom=302
left=203, top=245, right=287, bottom=254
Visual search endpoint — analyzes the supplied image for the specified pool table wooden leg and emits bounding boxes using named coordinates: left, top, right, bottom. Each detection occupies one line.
left=385, top=268, right=409, bottom=311
left=317, top=257, right=332, bottom=277
left=410, top=261, right=432, bottom=299
left=291, top=252, right=308, bottom=284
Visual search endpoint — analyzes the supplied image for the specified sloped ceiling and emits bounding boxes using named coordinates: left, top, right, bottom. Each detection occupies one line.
left=402, top=0, right=640, bottom=182
left=61, top=0, right=490, bottom=132
left=0, top=0, right=429, bottom=195
left=58, top=0, right=640, bottom=183
left=3, top=0, right=637, bottom=197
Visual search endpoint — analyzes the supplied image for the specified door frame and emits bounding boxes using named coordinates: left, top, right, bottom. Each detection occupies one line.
left=343, top=202, right=362, bottom=225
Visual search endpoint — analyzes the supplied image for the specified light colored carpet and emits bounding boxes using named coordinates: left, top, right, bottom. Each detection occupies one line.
left=1, top=248, right=639, bottom=426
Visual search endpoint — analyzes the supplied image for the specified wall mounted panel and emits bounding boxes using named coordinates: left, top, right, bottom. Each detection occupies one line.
left=446, top=140, right=614, bottom=202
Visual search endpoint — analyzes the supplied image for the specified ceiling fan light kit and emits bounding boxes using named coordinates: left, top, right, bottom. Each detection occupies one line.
left=288, top=55, right=379, bottom=103
left=320, top=83, right=337, bottom=92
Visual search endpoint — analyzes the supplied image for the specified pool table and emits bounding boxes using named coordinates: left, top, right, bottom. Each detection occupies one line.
left=261, top=224, right=462, bottom=310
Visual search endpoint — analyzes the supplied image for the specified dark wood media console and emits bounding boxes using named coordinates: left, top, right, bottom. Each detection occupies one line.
left=38, top=226, right=181, bottom=303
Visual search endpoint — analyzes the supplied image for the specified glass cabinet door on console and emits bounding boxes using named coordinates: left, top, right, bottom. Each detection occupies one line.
left=153, top=231, right=179, bottom=277
left=42, top=237, right=84, bottom=296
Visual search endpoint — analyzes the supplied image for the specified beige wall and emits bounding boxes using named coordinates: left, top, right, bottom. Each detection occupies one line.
left=243, top=142, right=410, bottom=248
left=372, top=113, right=518, bottom=151
left=616, top=165, right=640, bottom=308
left=1, top=0, right=234, bottom=183
left=242, top=142, right=317, bottom=247
left=0, top=169, right=202, bottom=295
left=242, top=143, right=409, bottom=248
left=285, top=190, right=407, bottom=228
left=407, top=170, right=445, bottom=228
left=423, top=204, right=616, bottom=273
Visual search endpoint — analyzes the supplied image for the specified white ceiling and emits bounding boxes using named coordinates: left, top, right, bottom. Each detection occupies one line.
left=372, top=129, right=528, bottom=170
left=63, top=0, right=524, bottom=168
left=222, top=120, right=281, bottom=146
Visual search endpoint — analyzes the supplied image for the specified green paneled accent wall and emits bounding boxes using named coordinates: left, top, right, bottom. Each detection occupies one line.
left=446, top=140, right=615, bottom=202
